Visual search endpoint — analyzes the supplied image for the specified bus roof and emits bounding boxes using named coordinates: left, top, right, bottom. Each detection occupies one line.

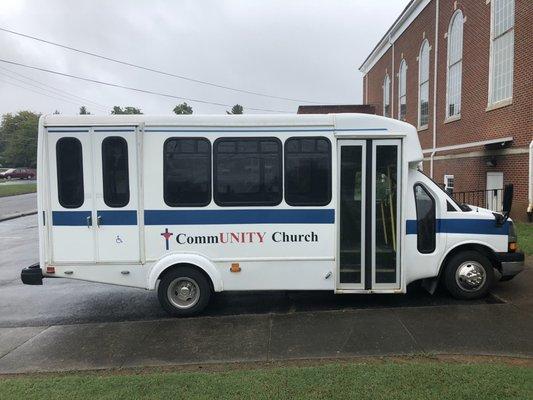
left=42, top=113, right=423, bottom=164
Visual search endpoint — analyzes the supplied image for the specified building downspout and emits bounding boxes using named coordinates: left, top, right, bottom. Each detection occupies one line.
left=391, top=36, right=395, bottom=118
left=527, top=140, right=533, bottom=222
left=430, top=0, right=439, bottom=178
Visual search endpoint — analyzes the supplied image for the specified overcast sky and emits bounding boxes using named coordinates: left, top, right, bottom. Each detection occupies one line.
left=0, top=0, right=408, bottom=116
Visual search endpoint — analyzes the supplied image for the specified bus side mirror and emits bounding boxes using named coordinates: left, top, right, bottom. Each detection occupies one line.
left=502, top=184, right=513, bottom=214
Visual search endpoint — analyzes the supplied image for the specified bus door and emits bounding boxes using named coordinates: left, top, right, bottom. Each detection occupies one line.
left=337, top=139, right=401, bottom=290
left=48, top=128, right=96, bottom=263
left=92, top=127, right=141, bottom=263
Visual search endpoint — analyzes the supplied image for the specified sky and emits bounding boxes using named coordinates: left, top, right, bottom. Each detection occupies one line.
left=0, top=0, right=409, bottom=116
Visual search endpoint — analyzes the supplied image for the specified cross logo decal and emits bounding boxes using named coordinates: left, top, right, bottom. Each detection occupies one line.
left=161, top=228, right=173, bottom=250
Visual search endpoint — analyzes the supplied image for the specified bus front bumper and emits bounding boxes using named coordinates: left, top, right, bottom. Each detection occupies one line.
left=21, top=263, right=43, bottom=285
left=497, top=252, right=525, bottom=278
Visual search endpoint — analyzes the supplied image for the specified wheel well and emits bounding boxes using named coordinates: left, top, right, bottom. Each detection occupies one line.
left=439, top=243, right=501, bottom=280
left=157, top=263, right=215, bottom=292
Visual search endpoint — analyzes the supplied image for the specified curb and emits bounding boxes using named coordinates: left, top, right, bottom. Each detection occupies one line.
left=0, top=210, right=38, bottom=222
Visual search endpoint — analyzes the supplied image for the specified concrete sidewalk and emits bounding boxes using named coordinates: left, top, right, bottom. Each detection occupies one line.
left=0, top=301, right=532, bottom=374
left=0, top=247, right=533, bottom=374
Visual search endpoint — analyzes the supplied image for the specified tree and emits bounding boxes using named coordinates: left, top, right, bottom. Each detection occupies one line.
left=0, top=111, right=40, bottom=168
left=79, top=106, right=91, bottom=115
left=111, top=106, right=142, bottom=115
left=53, top=110, right=60, bottom=114
left=227, top=104, right=243, bottom=115
left=173, top=102, right=193, bottom=115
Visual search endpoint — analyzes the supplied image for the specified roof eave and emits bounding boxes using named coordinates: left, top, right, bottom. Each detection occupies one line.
left=358, top=0, right=429, bottom=74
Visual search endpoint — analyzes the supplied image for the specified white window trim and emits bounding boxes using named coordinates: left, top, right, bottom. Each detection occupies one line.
left=445, top=10, right=463, bottom=120
left=417, top=39, right=430, bottom=130
left=444, top=174, right=455, bottom=193
left=398, top=59, right=407, bottom=121
left=383, top=73, right=391, bottom=117
left=487, top=0, right=515, bottom=107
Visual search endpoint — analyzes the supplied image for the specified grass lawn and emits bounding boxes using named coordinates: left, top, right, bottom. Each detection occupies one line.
left=0, top=361, right=531, bottom=400
left=516, top=222, right=533, bottom=257
left=0, top=183, right=36, bottom=197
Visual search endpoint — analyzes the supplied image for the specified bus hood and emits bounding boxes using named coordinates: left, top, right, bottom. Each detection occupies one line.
left=465, top=204, right=500, bottom=218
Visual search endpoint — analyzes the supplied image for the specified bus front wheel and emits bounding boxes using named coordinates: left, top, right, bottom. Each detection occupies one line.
left=157, top=266, right=212, bottom=316
left=444, top=251, right=495, bottom=300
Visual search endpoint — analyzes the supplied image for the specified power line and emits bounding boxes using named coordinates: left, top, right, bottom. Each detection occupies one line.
left=0, top=58, right=291, bottom=113
left=0, top=73, right=108, bottom=113
left=0, top=65, right=109, bottom=110
left=0, top=68, right=108, bottom=112
left=0, top=26, right=320, bottom=104
left=0, top=76, right=101, bottom=110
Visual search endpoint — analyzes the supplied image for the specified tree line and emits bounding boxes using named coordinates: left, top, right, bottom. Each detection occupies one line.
left=0, top=103, right=245, bottom=168
left=79, top=103, right=244, bottom=115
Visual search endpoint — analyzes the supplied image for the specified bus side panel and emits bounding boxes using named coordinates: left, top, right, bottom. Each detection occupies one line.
left=141, top=129, right=337, bottom=292
left=144, top=223, right=336, bottom=291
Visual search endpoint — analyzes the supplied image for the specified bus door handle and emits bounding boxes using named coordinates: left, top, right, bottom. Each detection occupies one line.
left=97, top=215, right=102, bottom=227
left=86, top=216, right=92, bottom=228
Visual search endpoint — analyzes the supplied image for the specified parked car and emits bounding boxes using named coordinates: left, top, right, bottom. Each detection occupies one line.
left=0, top=168, right=36, bottom=180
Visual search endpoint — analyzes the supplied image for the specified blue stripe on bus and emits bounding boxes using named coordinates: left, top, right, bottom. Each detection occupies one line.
left=94, top=129, right=135, bottom=132
left=98, top=210, right=137, bottom=225
left=47, top=127, right=387, bottom=134
left=52, top=212, right=507, bottom=234
left=51, top=209, right=334, bottom=226
left=144, top=209, right=335, bottom=225
left=47, top=130, right=89, bottom=133
left=145, top=128, right=388, bottom=133
left=52, top=211, right=91, bottom=226
left=406, top=219, right=509, bottom=235
left=51, top=211, right=137, bottom=226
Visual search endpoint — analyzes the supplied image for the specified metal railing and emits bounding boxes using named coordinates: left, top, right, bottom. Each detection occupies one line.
left=448, top=188, right=504, bottom=212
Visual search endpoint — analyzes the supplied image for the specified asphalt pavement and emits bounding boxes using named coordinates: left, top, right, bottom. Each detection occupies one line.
left=0, top=215, right=531, bottom=373
left=0, top=192, right=37, bottom=221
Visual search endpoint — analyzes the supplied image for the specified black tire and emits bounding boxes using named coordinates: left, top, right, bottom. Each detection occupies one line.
left=444, top=250, right=495, bottom=300
left=157, top=266, right=211, bottom=316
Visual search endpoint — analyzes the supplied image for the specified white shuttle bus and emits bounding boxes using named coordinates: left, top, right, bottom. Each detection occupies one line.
left=22, top=114, right=524, bottom=316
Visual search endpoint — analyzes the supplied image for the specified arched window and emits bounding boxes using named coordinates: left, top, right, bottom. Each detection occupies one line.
left=418, top=40, right=430, bottom=128
left=446, top=10, right=464, bottom=118
left=489, top=0, right=514, bottom=104
left=383, top=74, right=391, bottom=117
left=398, top=60, right=407, bottom=121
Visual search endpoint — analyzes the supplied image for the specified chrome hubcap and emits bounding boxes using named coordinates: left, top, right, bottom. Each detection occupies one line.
left=455, top=261, right=486, bottom=292
left=167, top=277, right=200, bottom=309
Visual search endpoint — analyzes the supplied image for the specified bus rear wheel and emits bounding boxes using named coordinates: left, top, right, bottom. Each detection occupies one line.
left=157, top=266, right=211, bottom=316
left=444, top=251, right=494, bottom=300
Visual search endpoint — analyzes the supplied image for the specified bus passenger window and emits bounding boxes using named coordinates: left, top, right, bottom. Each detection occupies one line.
left=285, top=137, right=331, bottom=206
left=56, top=137, right=84, bottom=208
left=414, top=184, right=436, bottom=253
left=102, top=137, right=130, bottom=207
left=214, top=138, right=282, bottom=206
left=164, top=138, right=211, bottom=207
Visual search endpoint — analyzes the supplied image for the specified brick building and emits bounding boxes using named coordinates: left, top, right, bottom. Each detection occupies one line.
left=359, top=0, right=532, bottom=220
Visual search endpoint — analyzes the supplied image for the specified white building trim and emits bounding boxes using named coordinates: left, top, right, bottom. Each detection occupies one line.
left=422, top=136, right=514, bottom=154
left=359, top=0, right=432, bottom=74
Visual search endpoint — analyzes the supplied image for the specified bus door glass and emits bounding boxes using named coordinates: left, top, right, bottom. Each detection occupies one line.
left=337, top=140, right=366, bottom=289
left=337, top=139, right=401, bottom=290
left=92, top=128, right=141, bottom=263
left=372, top=140, right=401, bottom=289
